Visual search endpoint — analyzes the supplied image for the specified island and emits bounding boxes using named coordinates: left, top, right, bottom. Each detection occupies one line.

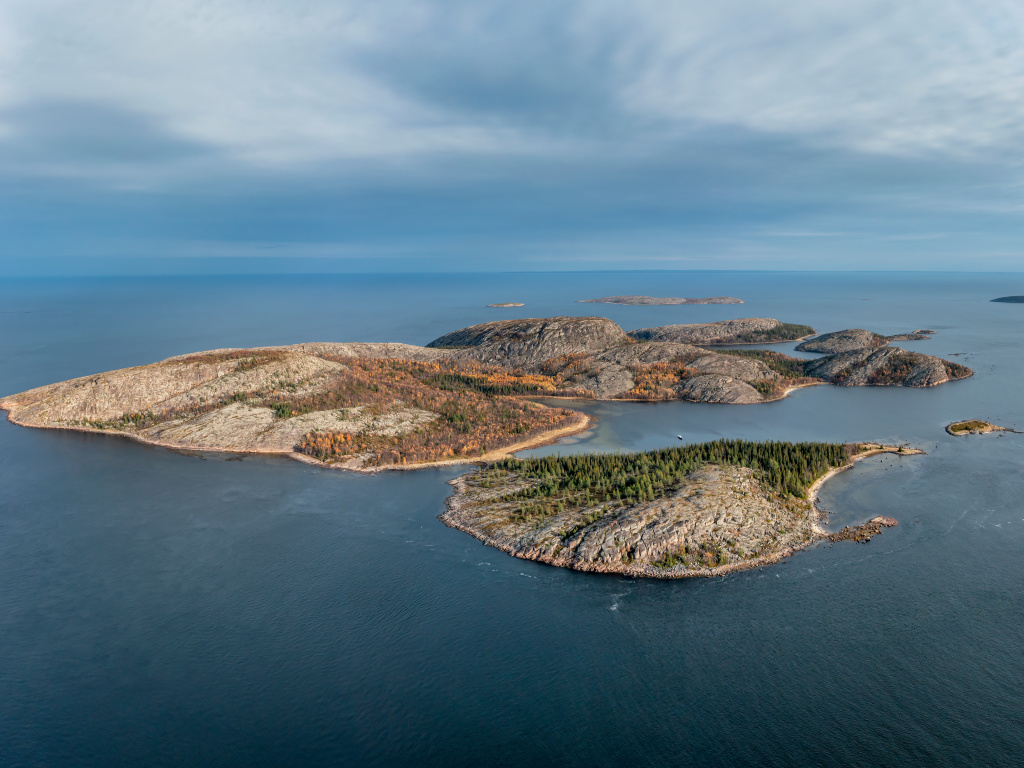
left=991, top=296, right=1024, bottom=303
left=578, top=295, right=744, bottom=305
left=0, top=316, right=973, bottom=472
left=627, top=317, right=814, bottom=345
left=946, top=420, right=1017, bottom=435
left=442, top=440, right=922, bottom=578
left=796, top=328, right=931, bottom=354
left=487, top=303, right=524, bottom=307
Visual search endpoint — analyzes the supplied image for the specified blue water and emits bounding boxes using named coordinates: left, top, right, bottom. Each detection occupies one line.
left=1, top=272, right=1023, bottom=766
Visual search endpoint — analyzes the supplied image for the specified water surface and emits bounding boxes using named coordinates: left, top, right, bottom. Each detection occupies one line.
left=1, top=272, right=1023, bottom=766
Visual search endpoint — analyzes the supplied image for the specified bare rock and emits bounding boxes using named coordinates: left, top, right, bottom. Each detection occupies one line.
left=688, top=354, right=777, bottom=382
left=804, top=346, right=970, bottom=387
left=573, top=364, right=635, bottom=399
left=796, top=329, right=888, bottom=353
left=595, top=342, right=704, bottom=366
left=675, top=374, right=762, bottom=404
left=628, top=318, right=812, bottom=345
left=442, top=465, right=818, bottom=578
left=426, top=317, right=629, bottom=368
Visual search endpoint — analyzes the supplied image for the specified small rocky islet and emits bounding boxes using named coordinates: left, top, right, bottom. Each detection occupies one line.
left=945, top=420, right=1018, bottom=436
left=577, top=295, right=744, bottom=305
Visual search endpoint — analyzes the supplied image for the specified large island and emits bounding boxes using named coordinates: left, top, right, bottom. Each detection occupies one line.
left=1, top=315, right=971, bottom=471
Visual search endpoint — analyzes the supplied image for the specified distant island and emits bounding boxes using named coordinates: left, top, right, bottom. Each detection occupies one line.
left=443, top=441, right=920, bottom=578
left=1, top=315, right=972, bottom=471
left=991, top=296, right=1024, bottom=303
left=578, top=295, right=743, bottom=305
left=487, top=303, right=524, bottom=307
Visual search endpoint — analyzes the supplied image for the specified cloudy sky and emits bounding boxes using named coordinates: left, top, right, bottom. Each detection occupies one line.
left=3, top=0, right=1024, bottom=273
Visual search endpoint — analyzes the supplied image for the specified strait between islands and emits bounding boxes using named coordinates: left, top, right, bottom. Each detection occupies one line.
left=2, top=315, right=968, bottom=577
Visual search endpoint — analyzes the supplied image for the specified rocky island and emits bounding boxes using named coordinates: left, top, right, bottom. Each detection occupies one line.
left=991, top=296, right=1024, bottom=303
left=946, top=420, right=1017, bottom=436
left=487, top=303, right=525, bottom=307
left=578, top=295, right=743, bottom=305
left=1, top=315, right=973, bottom=471
left=442, top=440, right=921, bottom=578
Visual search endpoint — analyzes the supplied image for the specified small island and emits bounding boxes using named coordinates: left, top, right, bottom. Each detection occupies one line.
left=946, top=420, right=1016, bottom=435
left=442, top=441, right=922, bottom=578
left=991, top=296, right=1024, bottom=303
left=578, top=295, right=744, bottom=305
left=487, top=303, right=524, bottom=307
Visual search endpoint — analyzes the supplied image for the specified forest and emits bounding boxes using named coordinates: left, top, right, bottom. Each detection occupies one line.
left=726, top=322, right=816, bottom=344
left=485, top=439, right=854, bottom=521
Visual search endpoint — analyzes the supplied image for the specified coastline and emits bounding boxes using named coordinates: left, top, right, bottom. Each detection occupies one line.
left=441, top=442, right=924, bottom=579
left=0, top=403, right=593, bottom=475
left=807, top=444, right=925, bottom=533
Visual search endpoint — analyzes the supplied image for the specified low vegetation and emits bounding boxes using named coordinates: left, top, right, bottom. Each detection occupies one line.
left=947, top=420, right=994, bottom=434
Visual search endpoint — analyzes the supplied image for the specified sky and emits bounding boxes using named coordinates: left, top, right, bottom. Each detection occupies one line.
left=3, top=0, right=1024, bottom=274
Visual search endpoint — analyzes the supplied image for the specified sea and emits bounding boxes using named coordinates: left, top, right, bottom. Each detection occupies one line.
left=1, top=271, right=1022, bottom=767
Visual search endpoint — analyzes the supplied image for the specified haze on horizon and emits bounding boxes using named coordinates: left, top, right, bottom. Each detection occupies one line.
left=2, top=0, right=1024, bottom=275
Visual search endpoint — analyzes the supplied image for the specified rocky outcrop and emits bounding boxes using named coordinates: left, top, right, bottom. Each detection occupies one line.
left=426, top=317, right=630, bottom=367
left=796, top=329, right=928, bottom=353
left=571, top=364, right=635, bottom=399
left=595, top=341, right=705, bottom=365
left=442, top=465, right=818, bottom=578
left=827, top=516, right=897, bottom=543
left=676, top=375, right=762, bottom=404
left=628, top=318, right=814, bottom=345
left=796, top=329, right=888, bottom=354
left=138, top=402, right=437, bottom=453
left=578, top=295, right=743, bottom=305
left=945, top=420, right=1017, bottom=436
left=803, top=346, right=968, bottom=387
left=687, top=354, right=776, bottom=382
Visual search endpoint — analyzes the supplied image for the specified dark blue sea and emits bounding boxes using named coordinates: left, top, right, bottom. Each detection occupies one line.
left=2, top=272, right=1023, bottom=767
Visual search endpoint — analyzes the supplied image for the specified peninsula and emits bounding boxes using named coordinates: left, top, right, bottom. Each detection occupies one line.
left=1, top=315, right=971, bottom=470
left=442, top=440, right=922, bottom=578
left=578, top=295, right=743, bottom=305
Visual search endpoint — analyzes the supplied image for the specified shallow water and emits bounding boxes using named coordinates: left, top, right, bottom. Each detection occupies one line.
left=1, top=272, right=1023, bottom=766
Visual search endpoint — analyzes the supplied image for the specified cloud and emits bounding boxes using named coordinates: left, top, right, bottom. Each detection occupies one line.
left=2, top=0, right=1024, bottom=270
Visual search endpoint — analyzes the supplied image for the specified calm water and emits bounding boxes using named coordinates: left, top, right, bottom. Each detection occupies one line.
left=1, top=272, right=1023, bottom=766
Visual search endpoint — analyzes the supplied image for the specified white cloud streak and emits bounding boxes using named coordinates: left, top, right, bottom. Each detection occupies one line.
left=5, top=0, right=1024, bottom=175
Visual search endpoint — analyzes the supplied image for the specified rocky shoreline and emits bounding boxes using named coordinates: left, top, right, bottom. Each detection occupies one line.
left=945, top=420, right=1019, bottom=436
left=440, top=443, right=924, bottom=579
